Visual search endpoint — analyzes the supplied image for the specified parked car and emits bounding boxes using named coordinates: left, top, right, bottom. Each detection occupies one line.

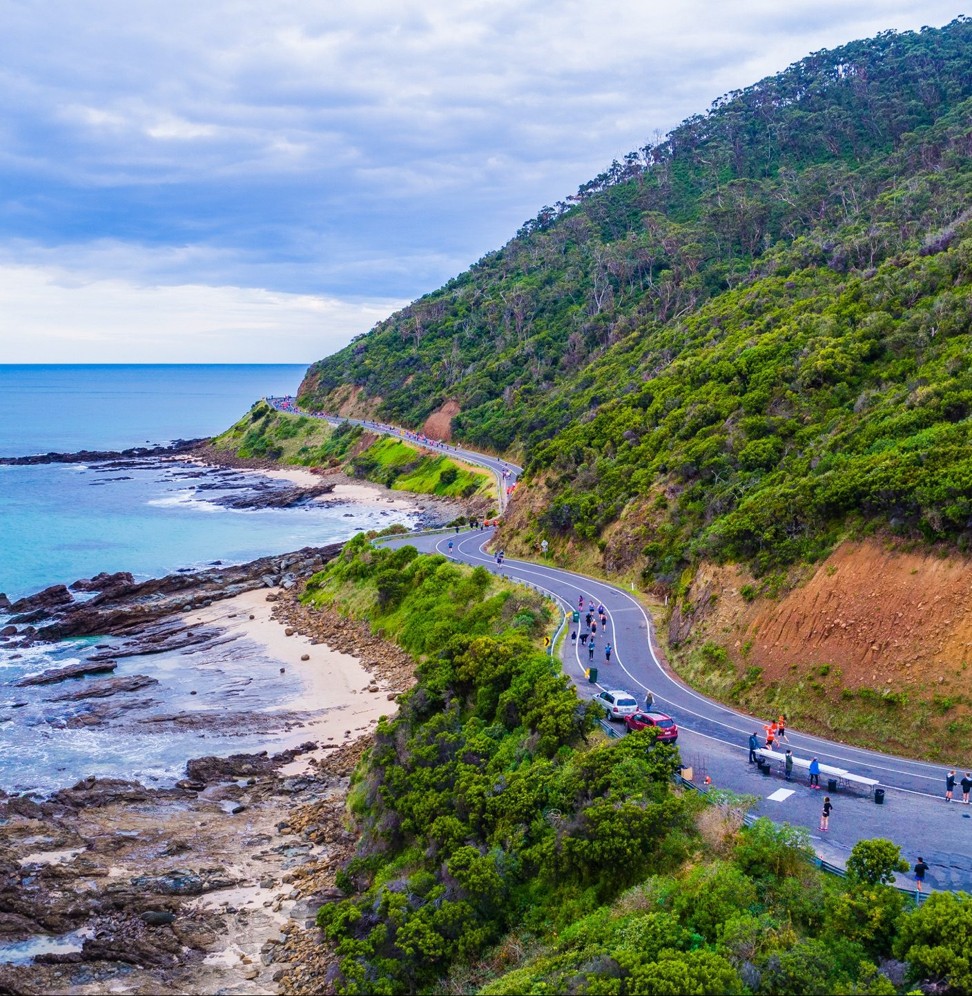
left=593, top=689, right=640, bottom=721
left=624, top=710, right=679, bottom=742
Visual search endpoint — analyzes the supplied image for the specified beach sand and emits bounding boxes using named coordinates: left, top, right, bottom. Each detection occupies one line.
left=182, top=588, right=397, bottom=769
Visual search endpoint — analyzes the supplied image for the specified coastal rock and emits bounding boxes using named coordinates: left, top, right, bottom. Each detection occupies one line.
left=7, top=584, right=74, bottom=616
left=70, top=571, right=135, bottom=593
left=29, top=545, right=343, bottom=642
left=51, top=674, right=159, bottom=701
left=0, top=593, right=10, bottom=612
left=0, top=439, right=206, bottom=466
left=50, top=777, right=155, bottom=809
left=210, top=482, right=335, bottom=510
left=186, top=752, right=276, bottom=784
left=16, top=660, right=118, bottom=687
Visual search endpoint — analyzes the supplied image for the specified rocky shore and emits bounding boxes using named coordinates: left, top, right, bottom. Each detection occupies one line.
left=0, top=583, right=418, bottom=996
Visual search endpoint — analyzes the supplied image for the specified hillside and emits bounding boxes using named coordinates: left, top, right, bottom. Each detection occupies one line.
left=299, top=18, right=972, bottom=580
left=291, top=19, right=972, bottom=738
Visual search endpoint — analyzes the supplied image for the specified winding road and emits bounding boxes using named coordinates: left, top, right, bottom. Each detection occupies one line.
left=273, top=398, right=971, bottom=893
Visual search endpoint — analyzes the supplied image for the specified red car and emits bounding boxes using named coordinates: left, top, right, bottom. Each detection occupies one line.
left=624, top=710, right=678, bottom=743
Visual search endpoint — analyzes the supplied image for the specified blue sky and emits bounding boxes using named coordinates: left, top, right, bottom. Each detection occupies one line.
left=0, top=1, right=963, bottom=363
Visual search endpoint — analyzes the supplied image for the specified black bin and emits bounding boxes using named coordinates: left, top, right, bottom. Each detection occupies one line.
left=588, top=667, right=598, bottom=684
left=760, top=762, right=771, bottom=776
left=827, top=778, right=838, bottom=793
left=874, top=787, right=885, bottom=805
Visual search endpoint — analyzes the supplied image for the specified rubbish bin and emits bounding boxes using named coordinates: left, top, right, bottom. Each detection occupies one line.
left=588, top=666, right=598, bottom=684
left=827, top=778, right=838, bottom=793
left=760, top=762, right=771, bottom=775
left=874, top=787, right=885, bottom=805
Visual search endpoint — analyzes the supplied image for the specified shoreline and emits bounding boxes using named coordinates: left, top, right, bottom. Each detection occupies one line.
left=1, top=580, right=416, bottom=995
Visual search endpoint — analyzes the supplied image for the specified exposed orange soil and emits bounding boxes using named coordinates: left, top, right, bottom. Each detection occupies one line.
left=689, top=539, right=972, bottom=691
left=423, top=399, right=460, bottom=441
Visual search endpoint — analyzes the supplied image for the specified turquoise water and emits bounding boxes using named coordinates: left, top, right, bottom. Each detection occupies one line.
left=0, top=365, right=420, bottom=794
left=0, top=365, right=410, bottom=599
left=0, top=363, right=307, bottom=456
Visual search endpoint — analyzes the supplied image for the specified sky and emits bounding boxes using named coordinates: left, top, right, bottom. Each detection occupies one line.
left=0, top=1, right=964, bottom=364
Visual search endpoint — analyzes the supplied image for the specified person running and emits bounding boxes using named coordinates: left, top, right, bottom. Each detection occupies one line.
left=947, top=769, right=956, bottom=802
left=578, top=596, right=584, bottom=609
left=590, top=621, right=598, bottom=636
left=819, top=796, right=833, bottom=831
left=784, top=750, right=794, bottom=781
left=962, top=772, right=972, bottom=804
left=748, top=732, right=759, bottom=764
left=447, top=540, right=454, bottom=557
left=809, top=757, right=821, bottom=788
left=604, top=643, right=612, bottom=662
left=600, top=611, right=607, bottom=627
left=598, top=603, right=605, bottom=616
left=588, top=638, right=595, bottom=662
left=914, top=856, right=929, bottom=893
left=777, top=714, right=787, bottom=740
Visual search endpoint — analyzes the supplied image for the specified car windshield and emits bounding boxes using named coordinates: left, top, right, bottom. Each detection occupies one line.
left=654, top=718, right=674, bottom=728
left=618, top=698, right=638, bottom=708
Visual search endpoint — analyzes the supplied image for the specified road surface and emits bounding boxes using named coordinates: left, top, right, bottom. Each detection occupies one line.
left=272, top=398, right=966, bottom=892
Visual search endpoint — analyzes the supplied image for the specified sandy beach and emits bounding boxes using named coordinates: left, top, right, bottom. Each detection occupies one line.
left=1, top=574, right=417, bottom=995
left=182, top=587, right=400, bottom=768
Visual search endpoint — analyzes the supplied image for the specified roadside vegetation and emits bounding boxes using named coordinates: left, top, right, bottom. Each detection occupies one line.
left=298, top=19, right=972, bottom=587
left=211, top=401, right=491, bottom=499
left=300, top=543, right=968, bottom=994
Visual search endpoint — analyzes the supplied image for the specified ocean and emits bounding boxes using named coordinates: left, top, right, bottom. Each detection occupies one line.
left=0, top=365, right=418, bottom=794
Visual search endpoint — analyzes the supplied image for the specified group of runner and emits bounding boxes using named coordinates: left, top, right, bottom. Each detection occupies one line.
left=572, top=595, right=612, bottom=663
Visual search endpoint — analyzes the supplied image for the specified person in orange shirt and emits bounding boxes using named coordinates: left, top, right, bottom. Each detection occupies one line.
left=764, top=723, right=778, bottom=749
left=777, top=714, right=787, bottom=740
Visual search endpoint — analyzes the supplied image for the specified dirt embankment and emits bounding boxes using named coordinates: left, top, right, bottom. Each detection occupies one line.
left=684, top=540, right=972, bottom=686
left=422, top=399, right=460, bottom=442
left=672, top=538, right=972, bottom=758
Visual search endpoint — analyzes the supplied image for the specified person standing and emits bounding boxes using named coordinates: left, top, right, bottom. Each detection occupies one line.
left=809, top=757, right=821, bottom=788
left=645, top=690, right=654, bottom=711
left=962, top=772, right=972, bottom=805
left=784, top=750, right=794, bottom=781
left=588, top=638, right=595, bottom=662
left=946, top=770, right=956, bottom=802
left=914, top=856, right=929, bottom=893
left=748, top=732, right=759, bottom=764
left=819, top=796, right=833, bottom=831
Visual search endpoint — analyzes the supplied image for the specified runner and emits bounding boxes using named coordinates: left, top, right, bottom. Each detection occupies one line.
left=604, top=642, right=612, bottom=662
left=914, top=856, right=929, bottom=893
left=819, top=796, right=833, bottom=832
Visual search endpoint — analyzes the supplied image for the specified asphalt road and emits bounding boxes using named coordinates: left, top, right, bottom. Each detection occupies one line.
left=274, top=398, right=967, bottom=892
left=393, top=527, right=972, bottom=894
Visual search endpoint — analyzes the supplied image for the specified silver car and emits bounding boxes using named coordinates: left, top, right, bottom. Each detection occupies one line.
left=593, top=689, right=640, bottom=721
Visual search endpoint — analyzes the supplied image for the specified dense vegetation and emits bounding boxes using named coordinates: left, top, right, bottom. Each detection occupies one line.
left=303, top=542, right=970, bottom=994
left=298, top=18, right=972, bottom=581
left=212, top=401, right=491, bottom=499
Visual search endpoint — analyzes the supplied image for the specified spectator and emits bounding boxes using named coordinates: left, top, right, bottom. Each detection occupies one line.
left=748, top=732, right=759, bottom=764
left=809, top=757, right=821, bottom=788
left=946, top=769, right=956, bottom=802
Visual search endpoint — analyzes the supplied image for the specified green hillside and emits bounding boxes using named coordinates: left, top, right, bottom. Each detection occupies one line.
left=211, top=401, right=491, bottom=500
left=298, top=18, right=972, bottom=582
left=301, top=544, right=953, bottom=995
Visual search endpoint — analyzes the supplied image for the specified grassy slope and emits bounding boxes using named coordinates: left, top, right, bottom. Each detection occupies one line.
left=211, top=401, right=492, bottom=501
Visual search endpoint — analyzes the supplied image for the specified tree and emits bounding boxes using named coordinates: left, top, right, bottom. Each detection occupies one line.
left=894, top=891, right=972, bottom=991
left=846, top=838, right=909, bottom=885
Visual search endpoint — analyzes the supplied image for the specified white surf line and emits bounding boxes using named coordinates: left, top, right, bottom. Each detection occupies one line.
left=454, top=543, right=944, bottom=787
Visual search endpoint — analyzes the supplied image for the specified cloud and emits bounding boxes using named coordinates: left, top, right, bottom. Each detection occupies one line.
left=0, top=1, right=961, bottom=360
left=0, top=259, right=406, bottom=363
